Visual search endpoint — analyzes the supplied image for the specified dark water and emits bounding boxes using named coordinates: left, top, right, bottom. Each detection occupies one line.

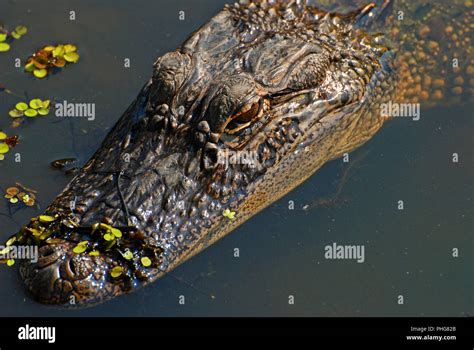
left=0, top=0, right=472, bottom=316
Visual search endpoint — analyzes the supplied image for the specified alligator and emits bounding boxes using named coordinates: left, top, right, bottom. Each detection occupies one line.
left=3, top=0, right=472, bottom=307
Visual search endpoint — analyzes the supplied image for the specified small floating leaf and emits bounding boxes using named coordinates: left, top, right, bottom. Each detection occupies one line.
left=9, top=109, right=23, bottom=118
left=24, top=109, right=38, bottom=117
left=0, top=43, right=10, bottom=52
left=39, top=231, right=52, bottom=240
left=141, top=257, right=152, bottom=267
left=64, top=44, right=77, bottom=53
left=24, top=61, right=35, bottom=72
left=52, top=45, right=64, bottom=58
left=25, top=198, right=35, bottom=206
left=103, top=233, right=114, bottom=241
left=0, top=143, right=9, bottom=154
left=0, top=33, right=6, bottom=42
left=43, top=46, right=55, bottom=52
left=100, top=223, right=112, bottom=230
left=0, top=132, right=6, bottom=140
left=89, top=250, right=100, bottom=256
left=6, top=236, right=16, bottom=246
left=111, top=227, right=122, bottom=238
left=15, top=26, right=28, bottom=35
left=15, top=102, right=28, bottom=111
left=29, top=99, right=43, bottom=109
left=7, top=259, right=15, bottom=267
left=73, top=245, right=86, bottom=254
left=9, top=198, right=19, bottom=204
left=11, top=31, right=21, bottom=40
left=122, top=250, right=133, bottom=260
left=33, top=69, right=47, bottom=79
left=39, top=215, right=56, bottom=223
left=63, top=52, right=79, bottom=63
left=110, top=266, right=123, bottom=278
left=42, top=100, right=51, bottom=108
left=6, top=187, right=19, bottom=196
left=38, top=108, right=50, bottom=116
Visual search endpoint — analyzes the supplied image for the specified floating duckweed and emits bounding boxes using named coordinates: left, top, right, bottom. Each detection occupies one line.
left=89, top=250, right=100, bottom=256
left=39, top=215, right=56, bottom=223
left=111, top=227, right=122, bottom=238
left=0, top=43, right=10, bottom=52
left=0, top=25, right=27, bottom=53
left=33, top=69, right=47, bottom=79
left=0, top=143, right=9, bottom=154
left=103, top=233, right=114, bottom=241
left=5, top=185, right=36, bottom=206
left=64, top=52, right=79, bottom=63
left=141, top=257, right=152, bottom=267
left=6, top=236, right=16, bottom=246
left=38, top=108, right=49, bottom=116
left=6, top=259, right=15, bottom=267
left=0, top=132, right=6, bottom=140
left=9, top=26, right=27, bottom=40
left=29, top=99, right=43, bottom=109
left=25, top=43, right=80, bottom=78
left=110, top=266, right=123, bottom=278
left=9, top=109, right=23, bottom=118
left=122, top=250, right=133, bottom=260
left=223, top=208, right=236, bottom=220
left=24, top=109, right=38, bottom=117
left=73, top=241, right=89, bottom=254
left=15, top=102, right=28, bottom=111
left=9, top=98, right=51, bottom=122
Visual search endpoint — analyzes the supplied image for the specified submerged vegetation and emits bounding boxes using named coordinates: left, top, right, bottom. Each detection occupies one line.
left=25, top=44, right=80, bottom=78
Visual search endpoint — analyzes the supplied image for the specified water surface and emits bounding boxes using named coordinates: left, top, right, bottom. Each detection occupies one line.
left=0, top=0, right=472, bottom=316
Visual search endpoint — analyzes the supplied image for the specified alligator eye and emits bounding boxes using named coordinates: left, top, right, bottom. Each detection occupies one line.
left=224, top=99, right=263, bottom=135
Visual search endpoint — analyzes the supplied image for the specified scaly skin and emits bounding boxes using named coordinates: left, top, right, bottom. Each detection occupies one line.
left=5, top=0, right=472, bottom=307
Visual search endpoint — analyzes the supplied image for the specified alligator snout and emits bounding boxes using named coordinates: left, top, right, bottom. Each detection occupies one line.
left=20, top=240, right=113, bottom=307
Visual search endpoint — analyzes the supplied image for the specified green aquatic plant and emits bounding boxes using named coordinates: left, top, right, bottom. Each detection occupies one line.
left=0, top=25, right=27, bottom=52
left=0, top=131, right=20, bottom=161
left=25, top=44, right=80, bottom=78
left=4, top=184, right=37, bottom=207
left=9, top=98, right=51, bottom=120
left=223, top=208, right=236, bottom=220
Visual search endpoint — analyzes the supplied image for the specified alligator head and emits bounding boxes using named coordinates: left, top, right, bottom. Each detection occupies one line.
left=13, top=1, right=395, bottom=307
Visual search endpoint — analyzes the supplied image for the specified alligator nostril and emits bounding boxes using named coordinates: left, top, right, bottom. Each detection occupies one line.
left=37, top=245, right=64, bottom=268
